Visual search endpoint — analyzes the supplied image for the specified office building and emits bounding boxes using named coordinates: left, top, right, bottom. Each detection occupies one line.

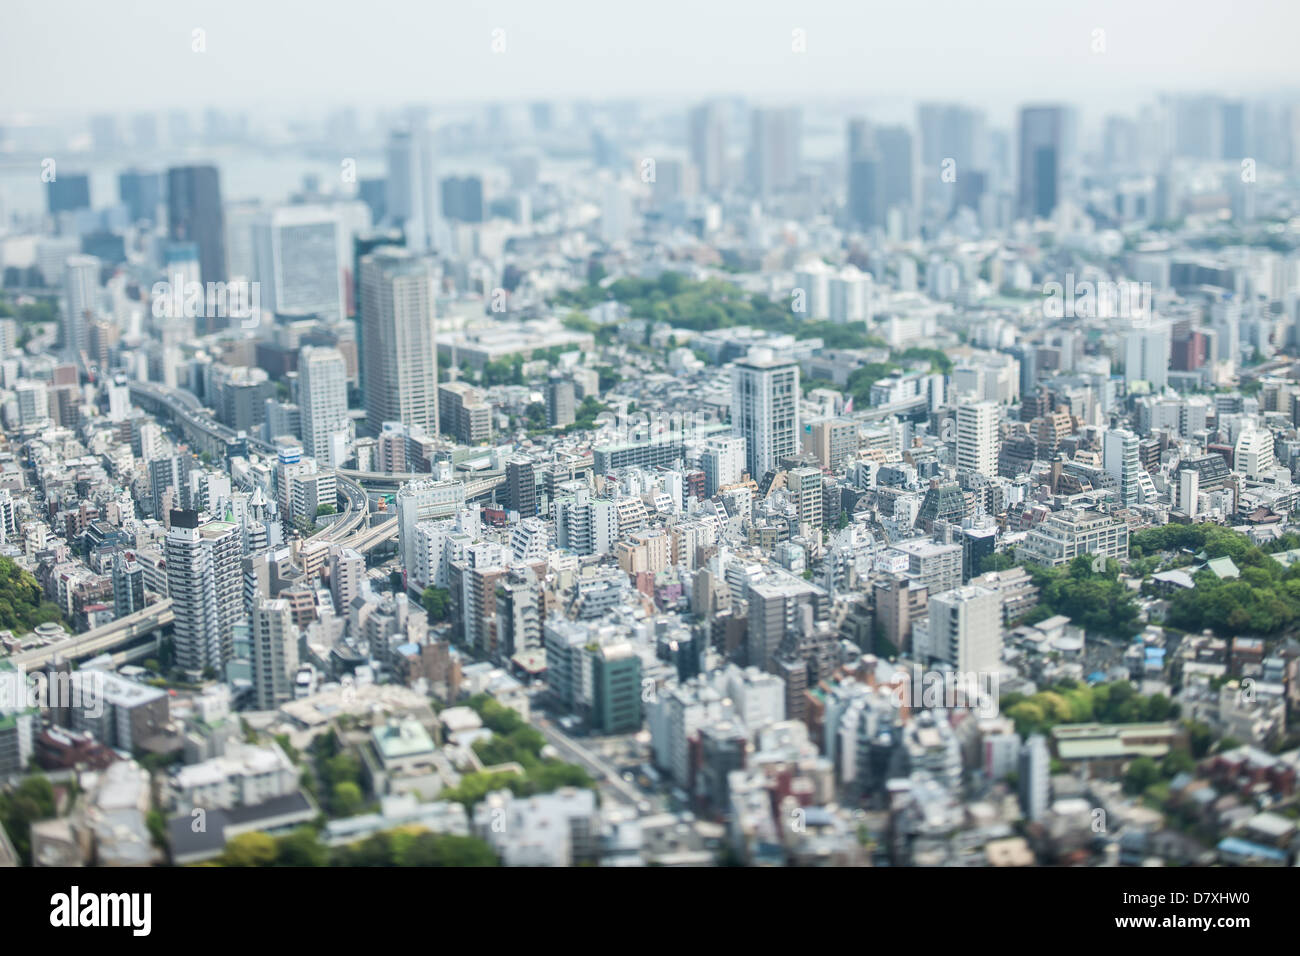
left=688, top=101, right=727, bottom=193
left=731, top=350, right=799, bottom=482
left=298, top=346, right=350, bottom=466
left=746, top=107, right=801, bottom=197
left=360, top=247, right=438, bottom=436
left=62, top=255, right=99, bottom=367
left=167, top=165, right=228, bottom=283
left=1017, top=106, right=1070, bottom=221
left=253, top=205, right=347, bottom=319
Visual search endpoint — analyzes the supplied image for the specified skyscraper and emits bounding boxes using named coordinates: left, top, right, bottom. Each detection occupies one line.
left=298, top=346, right=349, bottom=466
left=167, top=165, right=228, bottom=283
left=731, top=350, right=799, bottom=482
left=386, top=126, right=440, bottom=253
left=917, top=102, right=987, bottom=213
left=253, top=205, right=347, bottom=319
left=1017, top=105, right=1071, bottom=221
left=62, top=255, right=99, bottom=367
left=118, top=168, right=164, bottom=226
left=165, top=510, right=243, bottom=676
left=359, top=247, right=437, bottom=436
left=746, top=107, right=802, bottom=198
left=688, top=101, right=727, bottom=193
left=956, top=402, right=999, bottom=479
left=874, top=125, right=917, bottom=221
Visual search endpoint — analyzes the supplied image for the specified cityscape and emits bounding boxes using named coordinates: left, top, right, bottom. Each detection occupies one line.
left=1, top=2, right=1300, bottom=886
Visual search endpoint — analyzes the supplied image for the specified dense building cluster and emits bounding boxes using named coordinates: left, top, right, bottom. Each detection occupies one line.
left=2, top=85, right=1300, bottom=870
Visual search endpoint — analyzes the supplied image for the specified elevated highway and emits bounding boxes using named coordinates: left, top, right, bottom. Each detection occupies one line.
left=12, top=600, right=174, bottom=670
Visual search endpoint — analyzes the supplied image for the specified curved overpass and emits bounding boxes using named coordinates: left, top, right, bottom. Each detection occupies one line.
left=13, top=599, right=174, bottom=669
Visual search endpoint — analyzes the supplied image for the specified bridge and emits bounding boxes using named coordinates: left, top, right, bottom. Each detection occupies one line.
left=337, top=469, right=505, bottom=502
left=333, top=515, right=399, bottom=554
left=12, top=600, right=174, bottom=670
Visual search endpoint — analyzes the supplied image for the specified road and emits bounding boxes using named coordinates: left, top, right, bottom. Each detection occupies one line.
left=531, top=714, right=644, bottom=808
left=12, top=600, right=174, bottom=669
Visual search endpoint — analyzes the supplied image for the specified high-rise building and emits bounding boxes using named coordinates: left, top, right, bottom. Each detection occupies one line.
left=167, top=165, right=228, bottom=283
left=921, top=585, right=1001, bottom=673
left=917, top=102, right=987, bottom=214
left=298, top=346, right=349, bottom=466
left=745, top=574, right=825, bottom=673
left=118, top=168, right=163, bottom=225
left=956, top=401, right=999, bottom=478
left=47, top=173, right=91, bottom=214
left=1104, top=428, right=1143, bottom=507
left=746, top=107, right=801, bottom=198
left=1017, top=106, right=1071, bottom=221
left=253, top=205, right=347, bottom=319
left=112, top=551, right=146, bottom=618
left=62, top=255, right=99, bottom=367
left=701, top=435, right=747, bottom=494
left=1124, top=323, right=1171, bottom=390
left=440, top=175, right=484, bottom=223
left=1235, top=425, right=1276, bottom=480
left=329, top=547, right=364, bottom=614
left=546, top=377, right=576, bottom=428
left=1019, top=734, right=1051, bottom=822
left=504, top=456, right=537, bottom=518
left=438, top=381, right=492, bottom=445
left=591, top=642, right=642, bottom=734
left=788, top=466, right=824, bottom=530
left=165, top=510, right=243, bottom=675
left=251, top=597, right=299, bottom=710
left=731, top=350, right=799, bottom=482
left=385, top=126, right=439, bottom=252
left=360, top=247, right=437, bottom=436
left=687, top=101, right=727, bottom=193
left=874, top=125, right=917, bottom=221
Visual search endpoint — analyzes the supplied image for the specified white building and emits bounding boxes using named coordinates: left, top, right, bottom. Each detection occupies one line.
left=731, top=349, right=799, bottom=481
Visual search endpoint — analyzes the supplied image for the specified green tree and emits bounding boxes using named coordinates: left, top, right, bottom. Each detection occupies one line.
left=219, top=831, right=279, bottom=867
left=421, top=586, right=451, bottom=623
left=332, top=781, right=363, bottom=817
left=1123, top=757, right=1161, bottom=795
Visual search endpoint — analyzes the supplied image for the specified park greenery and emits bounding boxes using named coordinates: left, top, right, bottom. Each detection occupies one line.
left=1001, top=679, right=1179, bottom=739
left=1132, top=524, right=1300, bottom=636
left=436, top=694, right=594, bottom=809
left=304, top=730, right=368, bottom=818
left=555, top=272, right=891, bottom=352
left=213, top=826, right=497, bottom=867
left=1019, top=555, right=1141, bottom=637
left=0, top=556, right=66, bottom=634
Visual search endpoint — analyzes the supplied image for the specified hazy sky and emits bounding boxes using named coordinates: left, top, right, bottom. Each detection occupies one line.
left=2, top=0, right=1298, bottom=117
